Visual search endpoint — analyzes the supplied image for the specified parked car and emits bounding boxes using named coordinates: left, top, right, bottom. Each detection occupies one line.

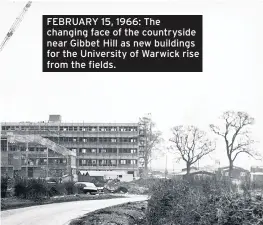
left=74, top=182, right=98, bottom=195
left=97, top=186, right=105, bottom=194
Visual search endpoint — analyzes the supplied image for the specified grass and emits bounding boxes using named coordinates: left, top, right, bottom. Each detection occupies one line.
left=1, top=194, right=125, bottom=211
left=69, top=201, right=147, bottom=225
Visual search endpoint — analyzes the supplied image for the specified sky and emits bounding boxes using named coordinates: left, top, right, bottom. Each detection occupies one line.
left=0, top=0, right=263, bottom=172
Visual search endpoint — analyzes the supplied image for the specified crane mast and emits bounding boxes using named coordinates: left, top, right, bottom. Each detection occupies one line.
left=0, top=1, right=32, bottom=52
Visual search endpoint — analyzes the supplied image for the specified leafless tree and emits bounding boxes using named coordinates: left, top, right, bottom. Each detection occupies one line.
left=139, top=115, right=162, bottom=172
left=169, top=126, right=215, bottom=175
left=210, top=111, right=259, bottom=178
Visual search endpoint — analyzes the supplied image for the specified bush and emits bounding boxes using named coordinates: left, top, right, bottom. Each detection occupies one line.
left=27, top=179, right=48, bottom=201
left=48, top=183, right=67, bottom=196
left=14, top=178, right=28, bottom=198
left=146, top=177, right=263, bottom=225
left=14, top=178, right=78, bottom=199
left=14, top=178, right=48, bottom=201
left=1, top=176, right=8, bottom=198
left=64, top=181, right=76, bottom=195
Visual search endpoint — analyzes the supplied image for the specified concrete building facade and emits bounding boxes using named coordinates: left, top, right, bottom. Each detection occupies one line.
left=1, top=115, right=145, bottom=179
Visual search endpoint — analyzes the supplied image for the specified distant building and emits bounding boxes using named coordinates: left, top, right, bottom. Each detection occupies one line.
left=250, top=166, right=263, bottom=188
left=251, top=166, right=263, bottom=173
left=148, top=170, right=166, bottom=178
left=78, top=170, right=134, bottom=182
left=1, top=115, right=145, bottom=179
left=217, top=166, right=250, bottom=185
left=173, top=167, right=215, bottom=180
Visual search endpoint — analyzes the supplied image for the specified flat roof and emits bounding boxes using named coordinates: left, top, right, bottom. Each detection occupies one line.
left=1, top=122, right=139, bottom=126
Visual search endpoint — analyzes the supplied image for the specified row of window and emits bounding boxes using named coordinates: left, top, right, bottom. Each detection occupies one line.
left=1, top=146, right=143, bottom=155
left=47, top=137, right=138, bottom=143
left=79, top=159, right=137, bottom=166
left=77, top=148, right=137, bottom=154
left=7, top=157, right=67, bottom=166
left=1, top=126, right=138, bottom=132
left=3, top=146, right=48, bottom=152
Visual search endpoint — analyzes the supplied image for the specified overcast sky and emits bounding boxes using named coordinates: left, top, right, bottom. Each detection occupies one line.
left=0, top=0, right=262, bottom=172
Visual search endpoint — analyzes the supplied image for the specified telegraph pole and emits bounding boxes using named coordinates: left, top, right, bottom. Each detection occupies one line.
left=26, top=142, right=29, bottom=178
left=165, top=153, right=168, bottom=179
left=46, top=148, right=49, bottom=177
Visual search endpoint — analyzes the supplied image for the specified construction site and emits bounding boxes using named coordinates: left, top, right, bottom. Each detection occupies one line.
left=0, top=2, right=146, bottom=181
left=0, top=115, right=145, bottom=180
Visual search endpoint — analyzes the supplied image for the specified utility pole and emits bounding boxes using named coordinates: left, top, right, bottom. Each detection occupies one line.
left=165, top=153, right=168, bottom=179
left=26, top=142, right=29, bottom=178
left=144, top=121, right=148, bottom=175
left=46, top=148, right=49, bottom=178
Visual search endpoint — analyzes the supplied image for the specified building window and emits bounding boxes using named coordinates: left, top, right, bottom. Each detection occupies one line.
left=100, top=160, right=107, bottom=165
left=100, top=149, right=107, bottom=153
left=111, top=138, right=117, bottom=143
left=99, top=127, right=106, bottom=131
left=89, top=127, right=97, bottom=131
left=91, top=149, right=97, bottom=153
left=81, top=160, right=86, bottom=165
left=73, top=127, right=78, bottom=131
left=130, top=160, right=137, bottom=165
left=131, top=149, right=137, bottom=154
left=89, top=138, right=97, bottom=142
left=120, top=160, right=126, bottom=165
left=225, top=172, right=229, bottom=176
left=110, top=160, right=117, bottom=165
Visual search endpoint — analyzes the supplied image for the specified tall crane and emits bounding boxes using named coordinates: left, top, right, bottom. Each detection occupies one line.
left=0, top=1, right=32, bottom=52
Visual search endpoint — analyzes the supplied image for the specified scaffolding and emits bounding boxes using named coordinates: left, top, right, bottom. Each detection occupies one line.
left=3, top=133, right=76, bottom=179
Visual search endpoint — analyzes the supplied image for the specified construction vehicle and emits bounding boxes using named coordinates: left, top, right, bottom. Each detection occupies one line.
left=0, top=1, right=32, bottom=52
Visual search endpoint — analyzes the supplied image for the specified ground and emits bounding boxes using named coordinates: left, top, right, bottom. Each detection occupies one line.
left=1, top=194, right=123, bottom=210
left=69, top=201, right=148, bottom=225
left=1, top=195, right=147, bottom=225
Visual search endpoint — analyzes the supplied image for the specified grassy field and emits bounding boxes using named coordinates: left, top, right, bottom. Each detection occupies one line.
left=1, top=194, right=124, bottom=211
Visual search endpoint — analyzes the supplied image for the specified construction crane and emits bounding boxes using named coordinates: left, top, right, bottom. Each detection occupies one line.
left=0, top=1, right=32, bottom=52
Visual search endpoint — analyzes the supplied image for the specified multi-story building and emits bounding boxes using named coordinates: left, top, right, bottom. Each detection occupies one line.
left=1, top=115, right=145, bottom=179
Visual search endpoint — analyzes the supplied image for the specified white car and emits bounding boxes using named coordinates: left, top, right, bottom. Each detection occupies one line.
left=74, top=182, right=98, bottom=195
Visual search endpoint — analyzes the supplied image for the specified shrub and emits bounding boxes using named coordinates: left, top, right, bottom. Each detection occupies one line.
left=146, top=177, right=263, bottom=225
left=14, top=178, right=28, bottom=198
left=14, top=178, right=48, bottom=201
left=48, top=183, right=67, bottom=196
left=1, top=176, right=8, bottom=198
left=27, top=179, right=48, bottom=201
left=64, top=181, right=76, bottom=195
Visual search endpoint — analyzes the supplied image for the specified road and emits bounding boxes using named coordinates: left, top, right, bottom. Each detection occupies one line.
left=1, top=195, right=148, bottom=225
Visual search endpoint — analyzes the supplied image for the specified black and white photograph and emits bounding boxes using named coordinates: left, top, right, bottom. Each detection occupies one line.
left=0, top=0, right=263, bottom=225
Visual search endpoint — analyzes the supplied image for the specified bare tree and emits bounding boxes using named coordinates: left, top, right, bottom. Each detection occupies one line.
left=169, top=126, right=215, bottom=175
left=139, top=115, right=162, bottom=172
left=210, top=111, right=259, bottom=178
